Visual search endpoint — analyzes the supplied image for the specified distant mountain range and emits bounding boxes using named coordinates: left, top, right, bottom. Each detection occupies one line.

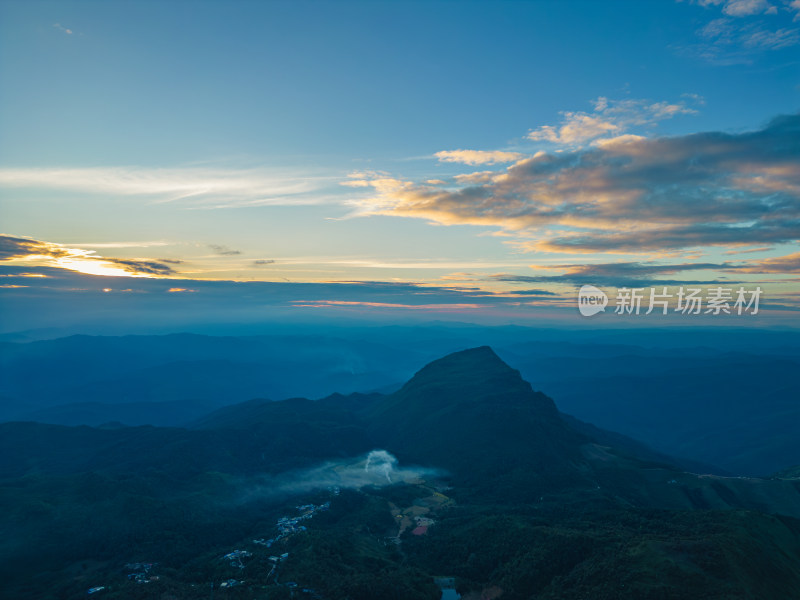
left=2, top=329, right=799, bottom=477
left=188, top=346, right=800, bottom=513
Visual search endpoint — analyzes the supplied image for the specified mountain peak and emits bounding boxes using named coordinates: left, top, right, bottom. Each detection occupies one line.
left=434, top=345, right=503, bottom=364
left=397, top=346, right=526, bottom=398
left=367, top=345, right=562, bottom=428
left=364, top=346, right=587, bottom=497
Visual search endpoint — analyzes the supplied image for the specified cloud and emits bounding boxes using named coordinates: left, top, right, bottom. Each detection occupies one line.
left=722, top=0, right=775, bottom=16
left=692, top=0, right=776, bottom=16
left=501, top=289, right=559, bottom=296
left=592, top=134, right=648, bottom=148
left=97, top=258, right=178, bottom=276
left=527, top=96, right=700, bottom=146
left=532, top=262, right=725, bottom=278
left=735, top=251, right=800, bottom=272
left=0, top=264, right=579, bottom=333
left=0, top=261, right=532, bottom=307
left=680, top=1, right=799, bottom=63
left=6, top=257, right=569, bottom=305
left=0, top=271, right=48, bottom=278
left=209, top=244, right=242, bottom=256
left=529, top=115, right=619, bottom=145
left=453, top=171, right=498, bottom=184
left=0, top=234, right=177, bottom=277
left=52, top=23, right=73, bottom=35
left=3, top=263, right=797, bottom=331
left=490, top=260, right=737, bottom=287
left=0, top=166, right=339, bottom=208
left=723, top=246, right=773, bottom=254
left=791, top=0, right=800, bottom=21
left=254, top=259, right=276, bottom=265
left=0, top=235, right=72, bottom=260
left=289, top=300, right=483, bottom=310
left=434, top=150, right=524, bottom=165
left=492, top=252, right=800, bottom=287
left=699, top=17, right=799, bottom=51
left=73, top=241, right=170, bottom=249
left=351, top=113, right=800, bottom=254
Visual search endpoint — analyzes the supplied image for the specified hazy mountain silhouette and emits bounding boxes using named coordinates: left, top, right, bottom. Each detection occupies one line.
left=189, top=346, right=800, bottom=514
left=3, top=330, right=799, bottom=478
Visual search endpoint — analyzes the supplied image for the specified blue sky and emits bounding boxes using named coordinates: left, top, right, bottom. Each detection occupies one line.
left=1, top=0, right=798, bottom=329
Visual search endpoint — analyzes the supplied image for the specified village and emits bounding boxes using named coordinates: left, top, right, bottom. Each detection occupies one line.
left=208, top=496, right=335, bottom=596
left=252, top=499, right=332, bottom=550
left=82, top=494, right=335, bottom=597
left=82, top=484, right=455, bottom=598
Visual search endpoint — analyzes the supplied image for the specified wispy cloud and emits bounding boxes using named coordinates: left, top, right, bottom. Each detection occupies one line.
left=209, top=244, right=242, bottom=256
left=527, top=96, right=700, bottom=147
left=699, top=17, right=799, bottom=54
left=725, top=0, right=776, bottom=16
left=289, top=300, right=483, bottom=310
left=791, top=0, right=800, bottom=21
left=349, top=113, right=800, bottom=255
left=0, top=263, right=560, bottom=310
left=735, top=251, right=800, bottom=272
left=0, top=166, right=340, bottom=208
left=501, top=289, right=558, bottom=296
left=3, top=263, right=797, bottom=330
left=73, top=241, right=171, bottom=249
left=492, top=251, right=800, bottom=287
left=52, top=23, right=73, bottom=35
left=679, top=0, right=799, bottom=63
left=434, top=150, right=524, bottom=165
left=693, top=0, right=777, bottom=16
left=490, top=261, right=735, bottom=287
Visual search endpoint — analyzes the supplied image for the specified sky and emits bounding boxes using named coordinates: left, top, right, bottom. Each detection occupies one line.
left=1, top=0, right=799, bottom=331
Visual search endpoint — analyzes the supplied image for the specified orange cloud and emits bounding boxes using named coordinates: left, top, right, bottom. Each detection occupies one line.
left=351, top=113, right=800, bottom=255
left=434, top=150, right=524, bottom=165
left=0, top=234, right=177, bottom=278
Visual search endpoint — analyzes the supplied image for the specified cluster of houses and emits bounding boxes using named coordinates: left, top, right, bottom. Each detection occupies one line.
left=221, top=501, right=333, bottom=587
left=125, top=562, right=159, bottom=584
left=85, top=493, right=341, bottom=596
left=222, top=549, right=252, bottom=569
left=253, top=501, right=331, bottom=548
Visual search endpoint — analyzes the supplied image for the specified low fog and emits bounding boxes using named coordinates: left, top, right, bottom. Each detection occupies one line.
left=241, top=450, right=444, bottom=502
